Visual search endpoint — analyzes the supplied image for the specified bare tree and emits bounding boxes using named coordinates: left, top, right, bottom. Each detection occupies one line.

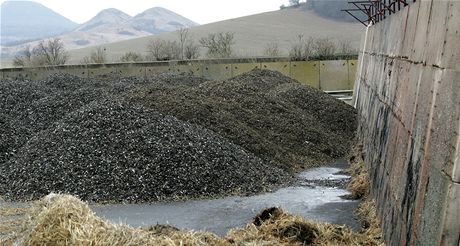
left=289, top=35, right=316, bottom=61
left=80, top=56, right=92, bottom=65
left=12, top=39, right=69, bottom=67
left=146, top=39, right=181, bottom=61
left=147, top=39, right=165, bottom=61
left=148, top=32, right=198, bottom=61
left=199, top=32, right=234, bottom=58
left=90, top=46, right=107, bottom=64
left=303, top=37, right=315, bottom=58
left=32, top=38, right=69, bottom=66
left=163, top=41, right=181, bottom=60
left=177, top=28, right=190, bottom=59
left=313, top=38, right=336, bottom=57
left=80, top=46, right=107, bottom=64
left=184, top=40, right=200, bottom=59
left=289, top=35, right=304, bottom=60
left=337, top=40, right=357, bottom=55
left=13, top=57, right=27, bottom=67
left=264, top=42, right=280, bottom=57
left=13, top=45, right=33, bottom=67
left=120, top=52, right=144, bottom=62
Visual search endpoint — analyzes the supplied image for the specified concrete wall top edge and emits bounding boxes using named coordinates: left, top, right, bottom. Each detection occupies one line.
left=0, top=56, right=359, bottom=72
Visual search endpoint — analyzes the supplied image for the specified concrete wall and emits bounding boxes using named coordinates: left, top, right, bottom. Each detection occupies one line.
left=354, top=0, right=459, bottom=245
left=0, top=58, right=357, bottom=91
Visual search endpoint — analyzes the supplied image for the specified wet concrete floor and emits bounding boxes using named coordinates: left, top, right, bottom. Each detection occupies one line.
left=92, top=162, right=360, bottom=236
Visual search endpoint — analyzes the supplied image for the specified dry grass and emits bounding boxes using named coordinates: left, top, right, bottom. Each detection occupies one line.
left=0, top=204, right=31, bottom=245
left=2, top=194, right=228, bottom=246
left=0, top=219, right=23, bottom=231
left=2, top=194, right=383, bottom=246
left=227, top=207, right=381, bottom=246
left=346, top=144, right=370, bottom=199
left=343, top=142, right=384, bottom=245
left=347, top=170, right=369, bottom=199
left=355, top=200, right=382, bottom=242
left=0, top=207, right=31, bottom=217
left=0, top=218, right=24, bottom=246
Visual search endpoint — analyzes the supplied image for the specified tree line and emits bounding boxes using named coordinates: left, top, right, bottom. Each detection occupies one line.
left=13, top=29, right=357, bottom=67
left=282, top=35, right=357, bottom=61
left=13, top=28, right=236, bottom=66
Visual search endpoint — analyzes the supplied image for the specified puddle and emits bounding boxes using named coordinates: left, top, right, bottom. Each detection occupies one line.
left=92, top=165, right=360, bottom=236
left=299, top=167, right=350, bottom=180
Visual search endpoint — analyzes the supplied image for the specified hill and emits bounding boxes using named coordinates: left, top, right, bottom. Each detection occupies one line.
left=75, top=8, right=132, bottom=32
left=67, top=4, right=364, bottom=63
left=307, top=0, right=365, bottom=22
left=1, top=5, right=197, bottom=61
left=0, top=1, right=77, bottom=46
left=127, top=7, right=198, bottom=34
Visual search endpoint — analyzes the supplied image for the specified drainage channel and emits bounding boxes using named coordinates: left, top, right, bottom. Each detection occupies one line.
left=92, top=161, right=360, bottom=236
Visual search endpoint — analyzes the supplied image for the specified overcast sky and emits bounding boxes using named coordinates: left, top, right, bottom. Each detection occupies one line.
left=1, top=0, right=289, bottom=24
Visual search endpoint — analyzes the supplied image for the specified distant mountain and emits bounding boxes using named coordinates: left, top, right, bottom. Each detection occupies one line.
left=1, top=4, right=198, bottom=60
left=75, top=8, right=131, bottom=32
left=127, top=7, right=198, bottom=34
left=0, top=1, right=78, bottom=46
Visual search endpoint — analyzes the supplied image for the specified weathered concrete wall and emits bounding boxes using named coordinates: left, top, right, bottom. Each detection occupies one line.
left=354, top=0, right=459, bottom=245
left=0, top=58, right=357, bottom=90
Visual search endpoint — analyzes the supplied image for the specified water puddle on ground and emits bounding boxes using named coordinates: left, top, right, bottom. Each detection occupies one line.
left=92, top=164, right=360, bottom=236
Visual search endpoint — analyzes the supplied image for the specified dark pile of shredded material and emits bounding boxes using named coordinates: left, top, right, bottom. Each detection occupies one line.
left=129, top=69, right=357, bottom=170
left=0, top=69, right=356, bottom=202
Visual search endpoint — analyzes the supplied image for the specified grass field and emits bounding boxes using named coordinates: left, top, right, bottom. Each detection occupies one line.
left=66, top=5, right=363, bottom=64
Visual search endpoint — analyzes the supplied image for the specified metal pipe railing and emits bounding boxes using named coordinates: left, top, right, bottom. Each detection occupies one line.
left=342, top=0, right=414, bottom=26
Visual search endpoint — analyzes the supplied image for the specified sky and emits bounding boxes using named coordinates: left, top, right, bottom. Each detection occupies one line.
left=0, top=0, right=289, bottom=24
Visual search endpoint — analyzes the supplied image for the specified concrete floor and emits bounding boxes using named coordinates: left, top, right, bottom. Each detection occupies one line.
left=92, top=165, right=361, bottom=236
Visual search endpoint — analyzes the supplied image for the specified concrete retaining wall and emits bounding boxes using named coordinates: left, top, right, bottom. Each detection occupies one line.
left=0, top=58, right=357, bottom=90
left=354, top=0, right=459, bottom=245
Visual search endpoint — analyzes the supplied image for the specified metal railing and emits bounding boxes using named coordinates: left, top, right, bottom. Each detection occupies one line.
left=343, top=0, right=416, bottom=26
